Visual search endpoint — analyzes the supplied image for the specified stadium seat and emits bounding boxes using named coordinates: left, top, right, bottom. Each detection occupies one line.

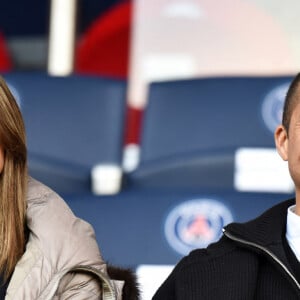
left=3, top=72, right=127, bottom=194
left=128, top=76, right=294, bottom=190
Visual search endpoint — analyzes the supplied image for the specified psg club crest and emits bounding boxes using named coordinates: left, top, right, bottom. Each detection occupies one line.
left=164, top=199, right=233, bottom=255
left=261, top=83, right=290, bottom=133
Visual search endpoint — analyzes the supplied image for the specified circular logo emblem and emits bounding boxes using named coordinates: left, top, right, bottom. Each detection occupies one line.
left=261, top=83, right=290, bottom=133
left=164, top=199, right=233, bottom=255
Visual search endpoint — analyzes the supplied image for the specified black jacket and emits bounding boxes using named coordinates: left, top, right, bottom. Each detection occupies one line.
left=153, top=199, right=300, bottom=299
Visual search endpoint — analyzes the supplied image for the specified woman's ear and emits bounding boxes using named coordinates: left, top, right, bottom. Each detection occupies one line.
left=274, top=125, right=288, bottom=161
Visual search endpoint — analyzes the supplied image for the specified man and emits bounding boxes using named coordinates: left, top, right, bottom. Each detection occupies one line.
left=152, top=73, right=300, bottom=299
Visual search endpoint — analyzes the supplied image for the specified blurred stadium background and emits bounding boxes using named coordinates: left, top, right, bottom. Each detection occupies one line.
left=1, top=0, right=300, bottom=298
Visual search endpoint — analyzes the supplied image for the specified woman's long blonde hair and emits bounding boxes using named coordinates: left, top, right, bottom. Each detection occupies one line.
left=0, top=76, right=27, bottom=281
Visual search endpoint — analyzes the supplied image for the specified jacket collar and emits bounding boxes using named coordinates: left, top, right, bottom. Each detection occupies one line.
left=223, top=199, right=296, bottom=275
left=223, top=199, right=300, bottom=292
left=224, top=199, right=295, bottom=247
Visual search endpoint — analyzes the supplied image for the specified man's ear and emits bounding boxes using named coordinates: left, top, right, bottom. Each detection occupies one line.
left=274, top=125, right=288, bottom=161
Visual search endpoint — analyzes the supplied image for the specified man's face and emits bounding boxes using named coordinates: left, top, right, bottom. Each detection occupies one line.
left=276, top=101, right=300, bottom=189
left=286, top=102, right=300, bottom=188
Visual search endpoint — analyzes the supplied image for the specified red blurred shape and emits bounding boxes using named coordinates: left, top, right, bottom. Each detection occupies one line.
left=75, top=1, right=132, bottom=79
left=0, top=32, right=12, bottom=72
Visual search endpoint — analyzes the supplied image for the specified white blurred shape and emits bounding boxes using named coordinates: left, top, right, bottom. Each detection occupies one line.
left=91, top=164, right=122, bottom=195
left=136, top=265, right=174, bottom=300
left=143, top=54, right=196, bottom=82
left=122, top=143, right=140, bottom=172
left=48, top=0, right=77, bottom=76
left=234, top=147, right=294, bottom=193
left=162, top=1, right=204, bottom=19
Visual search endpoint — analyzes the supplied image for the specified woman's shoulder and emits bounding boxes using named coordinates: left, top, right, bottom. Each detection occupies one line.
left=27, top=176, right=60, bottom=201
left=26, top=176, right=103, bottom=265
left=26, top=176, right=74, bottom=215
left=26, top=177, right=81, bottom=235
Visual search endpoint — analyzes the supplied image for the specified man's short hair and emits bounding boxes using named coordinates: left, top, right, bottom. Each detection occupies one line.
left=282, top=73, right=300, bottom=133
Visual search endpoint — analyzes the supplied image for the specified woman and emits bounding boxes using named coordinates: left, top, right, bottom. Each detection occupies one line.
left=0, top=76, right=138, bottom=299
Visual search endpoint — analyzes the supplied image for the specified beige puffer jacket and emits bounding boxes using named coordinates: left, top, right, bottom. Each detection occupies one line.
left=5, top=177, right=124, bottom=299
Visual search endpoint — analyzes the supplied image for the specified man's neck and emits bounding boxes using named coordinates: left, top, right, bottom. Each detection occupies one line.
left=294, top=195, right=300, bottom=216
